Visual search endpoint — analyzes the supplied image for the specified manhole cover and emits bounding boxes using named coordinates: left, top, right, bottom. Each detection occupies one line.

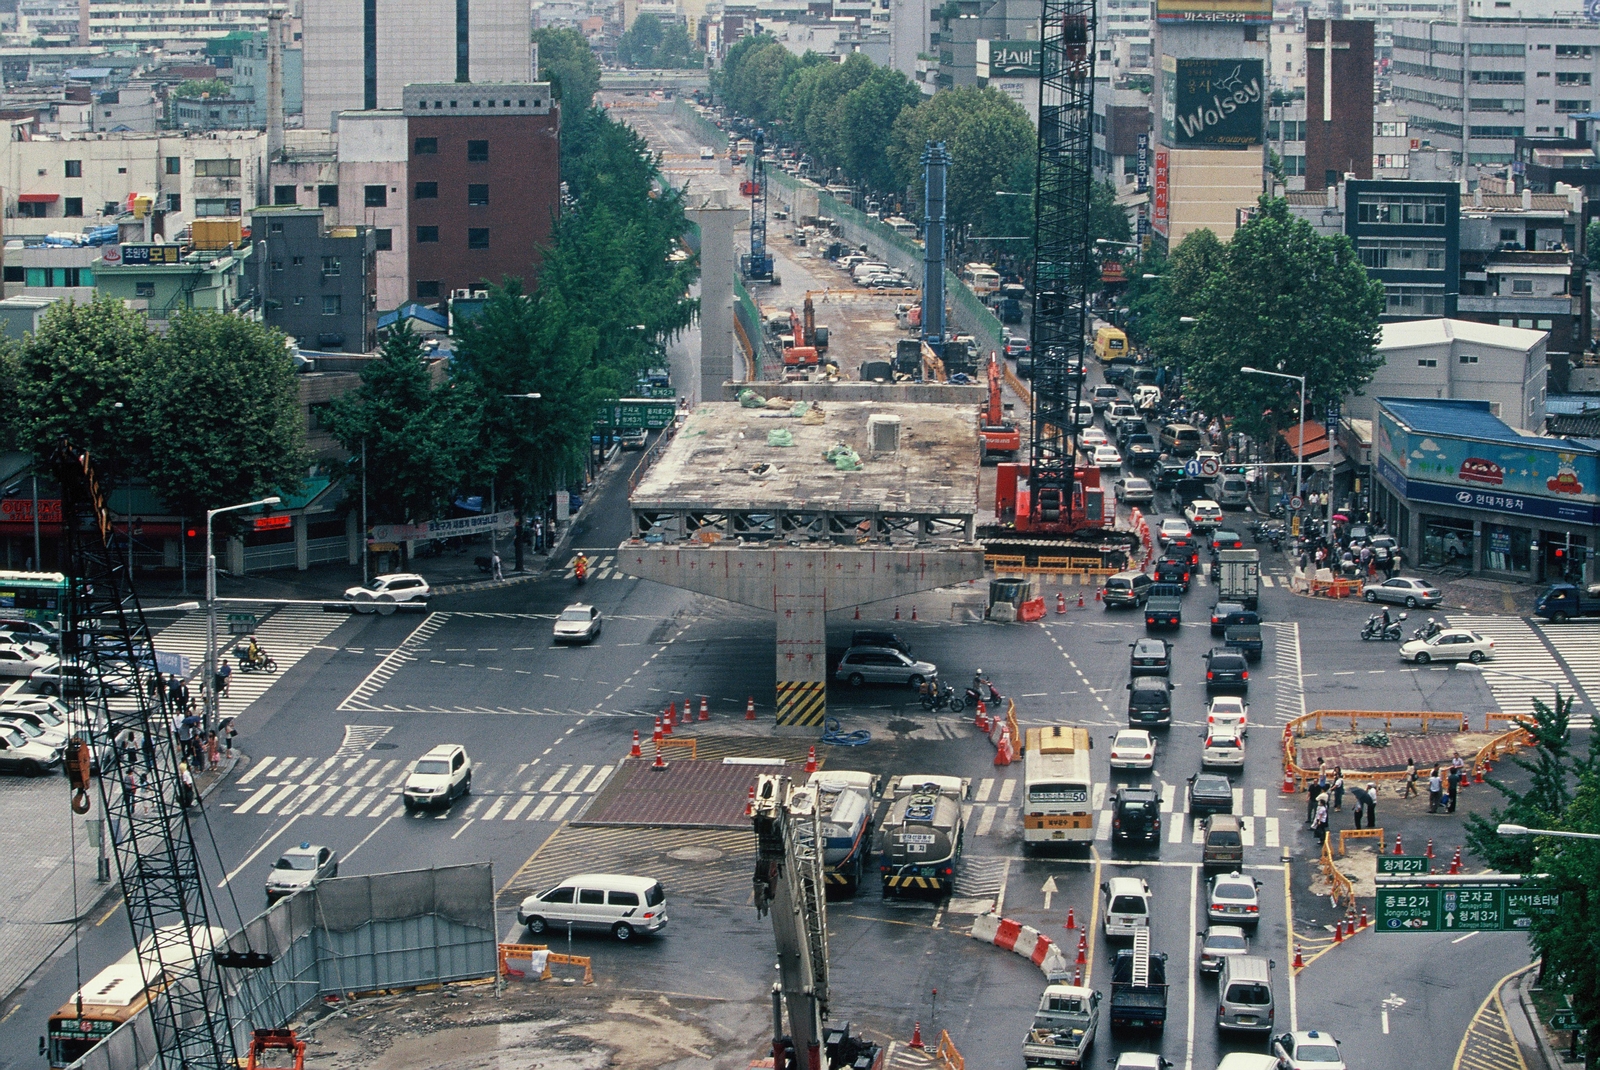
left=666, top=846, right=724, bottom=863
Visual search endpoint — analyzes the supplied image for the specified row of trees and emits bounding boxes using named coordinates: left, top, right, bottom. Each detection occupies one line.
left=617, top=13, right=705, bottom=70
left=1122, top=198, right=1384, bottom=447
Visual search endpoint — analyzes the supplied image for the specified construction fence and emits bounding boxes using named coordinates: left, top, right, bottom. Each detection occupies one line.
left=734, top=273, right=766, bottom=378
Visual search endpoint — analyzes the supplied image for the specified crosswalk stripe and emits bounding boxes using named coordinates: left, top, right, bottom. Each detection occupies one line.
left=233, top=782, right=279, bottom=815
left=1253, top=789, right=1267, bottom=817
left=1265, top=817, right=1280, bottom=847
left=540, top=766, right=570, bottom=793
left=562, top=765, right=595, bottom=793
left=1160, top=783, right=1175, bottom=813
left=481, top=797, right=507, bottom=821
left=156, top=604, right=350, bottom=719
left=504, top=795, right=534, bottom=821
left=1261, top=576, right=1275, bottom=588
left=1168, top=814, right=1183, bottom=842
left=1240, top=818, right=1255, bottom=846
left=254, top=782, right=301, bottom=815
left=976, top=777, right=995, bottom=803
left=237, top=756, right=279, bottom=785
left=345, top=790, right=380, bottom=817
left=550, top=796, right=581, bottom=822
left=1191, top=821, right=1204, bottom=844
left=528, top=795, right=557, bottom=821
left=977, top=805, right=998, bottom=836
left=1233, top=788, right=1244, bottom=813
left=323, top=785, right=363, bottom=816
left=998, top=778, right=1017, bottom=803
left=1096, top=811, right=1112, bottom=840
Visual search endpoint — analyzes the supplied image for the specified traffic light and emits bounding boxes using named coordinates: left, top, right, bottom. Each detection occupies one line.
left=186, top=528, right=197, bottom=539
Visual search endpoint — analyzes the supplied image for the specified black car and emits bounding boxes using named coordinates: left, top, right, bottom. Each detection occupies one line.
left=1129, top=637, right=1171, bottom=676
left=1166, top=536, right=1201, bottom=567
left=1209, top=601, right=1259, bottom=637
left=1187, top=773, right=1235, bottom=817
left=1204, top=649, right=1250, bottom=692
left=1209, top=530, right=1245, bottom=556
left=1127, top=677, right=1173, bottom=727
left=1112, top=787, right=1161, bottom=843
left=1155, top=557, right=1192, bottom=591
left=850, top=630, right=909, bottom=656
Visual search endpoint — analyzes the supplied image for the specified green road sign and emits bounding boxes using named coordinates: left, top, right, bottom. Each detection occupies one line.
left=1550, top=1011, right=1580, bottom=1031
left=595, top=399, right=676, bottom=429
left=1376, top=884, right=1562, bottom=933
left=226, top=613, right=258, bottom=636
left=1378, top=855, right=1430, bottom=876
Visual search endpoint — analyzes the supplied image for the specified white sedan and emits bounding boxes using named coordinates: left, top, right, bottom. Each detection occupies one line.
left=1093, top=445, right=1123, bottom=469
left=1158, top=518, right=1192, bottom=544
left=1080, top=427, right=1109, bottom=448
left=1272, top=1030, right=1347, bottom=1070
left=1206, top=696, right=1249, bottom=737
left=1109, top=729, right=1156, bottom=771
left=1202, top=726, right=1246, bottom=769
left=0, top=644, right=51, bottom=678
left=553, top=603, right=603, bottom=644
left=1398, top=629, right=1494, bottom=665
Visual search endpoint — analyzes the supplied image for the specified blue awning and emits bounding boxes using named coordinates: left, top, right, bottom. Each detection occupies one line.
left=377, top=302, right=448, bottom=331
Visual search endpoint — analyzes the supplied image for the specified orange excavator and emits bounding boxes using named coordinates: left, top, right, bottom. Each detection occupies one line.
left=783, top=305, right=818, bottom=366
left=979, top=356, right=1020, bottom=463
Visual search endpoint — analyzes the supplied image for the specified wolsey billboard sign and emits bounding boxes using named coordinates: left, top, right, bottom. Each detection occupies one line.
left=1161, top=58, right=1264, bottom=148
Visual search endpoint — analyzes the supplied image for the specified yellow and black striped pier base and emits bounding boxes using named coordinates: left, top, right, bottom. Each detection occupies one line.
left=775, top=680, right=826, bottom=728
left=882, top=874, right=948, bottom=894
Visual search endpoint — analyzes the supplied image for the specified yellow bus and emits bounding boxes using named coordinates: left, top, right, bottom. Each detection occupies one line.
left=1022, top=726, right=1094, bottom=851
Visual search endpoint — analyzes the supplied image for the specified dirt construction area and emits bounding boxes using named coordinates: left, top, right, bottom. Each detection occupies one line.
left=299, top=983, right=772, bottom=1070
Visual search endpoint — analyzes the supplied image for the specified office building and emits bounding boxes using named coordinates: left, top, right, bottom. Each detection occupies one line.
left=403, top=82, right=559, bottom=304
left=84, top=0, right=289, bottom=44
left=301, top=0, right=534, bottom=130
left=251, top=205, right=377, bottom=352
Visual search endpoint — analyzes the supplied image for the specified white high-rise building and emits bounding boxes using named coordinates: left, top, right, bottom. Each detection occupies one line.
left=301, top=0, right=534, bottom=130
left=85, top=0, right=288, bottom=44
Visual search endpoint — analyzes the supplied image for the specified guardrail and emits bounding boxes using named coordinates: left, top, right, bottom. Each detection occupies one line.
left=1320, top=835, right=1356, bottom=909
left=1281, top=709, right=1470, bottom=791
left=497, top=943, right=595, bottom=985
left=1338, top=827, right=1385, bottom=857
left=984, top=553, right=1119, bottom=577
left=934, top=1030, right=965, bottom=1070
left=1472, top=722, right=1535, bottom=782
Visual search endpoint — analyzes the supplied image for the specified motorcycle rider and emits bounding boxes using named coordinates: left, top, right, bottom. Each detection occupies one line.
left=574, top=552, right=588, bottom=582
left=244, top=636, right=268, bottom=669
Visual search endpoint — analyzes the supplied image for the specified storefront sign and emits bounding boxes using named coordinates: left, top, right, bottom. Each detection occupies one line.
left=1151, top=150, right=1170, bottom=237
left=1162, top=57, right=1264, bottom=148
left=1377, top=455, right=1600, bottom=525
left=1136, top=133, right=1149, bottom=191
left=1157, top=0, right=1271, bottom=22
left=1488, top=527, right=1511, bottom=554
left=0, top=498, right=62, bottom=523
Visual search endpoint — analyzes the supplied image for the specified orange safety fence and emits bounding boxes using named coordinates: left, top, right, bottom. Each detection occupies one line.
left=1007, top=700, right=1021, bottom=756
left=1003, top=364, right=1032, bottom=407
left=1281, top=710, right=1469, bottom=791
left=1320, top=834, right=1355, bottom=910
left=934, top=1030, right=965, bottom=1070
left=1472, top=723, right=1536, bottom=782
left=659, top=737, right=699, bottom=758
left=498, top=943, right=595, bottom=985
left=1338, top=827, right=1384, bottom=857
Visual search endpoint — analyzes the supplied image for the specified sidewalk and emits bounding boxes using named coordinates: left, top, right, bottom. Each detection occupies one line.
left=0, top=753, right=235, bottom=1004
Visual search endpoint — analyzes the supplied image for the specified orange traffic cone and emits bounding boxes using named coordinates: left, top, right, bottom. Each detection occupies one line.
left=653, top=715, right=663, bottom=745
left=652, top=744, right=668, bottom=771
left=805, top=746, right=818, bottom=774
left=744, top=785, right=755, bottom=815
left=1076, top=933, right=1087, bottom=964
left=1077, top=591, right=1085, bottom=608
left=1282, top=770, right=1297, bottom=795
left=746, top=696, right=756, bottom=721
left=909, top=1023, right=924, bottom=1050
left=1393, top=835, right=1403, bottom=856
left=630, top=729, right=641, bottom=759
left=994, top=727, right=1015, bottom=767
left=1293, top=945, right=1304, bottom=968
left=1359, top=907, right=1368, bottom=930
left=1057, top=592, right=1066, bottom=614
left=664, top=702, right=675, bottom=735
left=1448, top=846, right=1463, bottom=874
left=1333, top=921, right=1342, bottom=944
left=1426, top=839, right=1435, bottom=859
left=895, top=606, right=901, bottom=620
left=699, top=696, right=709, bottom=722
left=1065, top=907, right=1076, bottom=930
left=911, top=605, right=918, bottom=621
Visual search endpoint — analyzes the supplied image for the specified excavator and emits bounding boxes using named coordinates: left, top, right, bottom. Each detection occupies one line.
left=979, top=356, right=1020, bottom=464
left=783, top=305, right=819, bottom=367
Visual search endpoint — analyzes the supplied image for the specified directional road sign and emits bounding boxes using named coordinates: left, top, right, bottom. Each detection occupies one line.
left=227, top=613, right=258, bottom=637
left=595, top=399, right=676, bottom=429
left=1378, top=855, right=1429, bottom=876
left=1551, top=1011, right=1581, bottom=1031
left=1184, top=459, right=1203, bottom=477
left=1200, top=457, right=1220, bottom=477
left=1375, top=884, right=1561, bottom=933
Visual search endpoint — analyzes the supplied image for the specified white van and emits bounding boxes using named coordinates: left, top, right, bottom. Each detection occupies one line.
left=852, top=262, right=889, bottom=284
left=516, top=873, right=668, bottom=942
left=1101, top=876, right=1151, bottom=941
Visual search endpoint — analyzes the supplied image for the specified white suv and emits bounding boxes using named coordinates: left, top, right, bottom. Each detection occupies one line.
left=402, top=744, right=472, bottom=810
left=344, top=573, right=430, bottom=613
left=1101, top=876, right=1152, bottom=941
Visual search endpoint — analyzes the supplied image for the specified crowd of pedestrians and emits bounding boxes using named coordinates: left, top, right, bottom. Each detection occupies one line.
left=117, top=670, right=237, bottom=814
left=1306, top=754, right=1469, bottom=845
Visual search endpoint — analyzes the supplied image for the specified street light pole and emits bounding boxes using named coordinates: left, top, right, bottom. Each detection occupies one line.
left=1498, top=823, right=1600, bottom=841
left=1241, top=366, right=1308, bottom=524
left=205, top=495, right=281, bottom=732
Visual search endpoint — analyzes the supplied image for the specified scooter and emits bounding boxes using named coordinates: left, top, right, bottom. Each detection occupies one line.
left=1410, top=617, right=1443, bottom=643
left=574, top=556, right=588, bottom=584
left=919, top=680, right=965, bottom=713
left=966, top=674, right=1002, bottom=710
left=1360, top=612, right=1407, bottom=641
left=235, top=646, right=278, bottom=673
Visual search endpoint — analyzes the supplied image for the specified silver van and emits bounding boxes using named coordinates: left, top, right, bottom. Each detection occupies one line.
left=516, top=873, right=668, bottom=942
left=1216, top=955, right=1275, bottom=1033
left=1212, top=474, right=1249, bottom=509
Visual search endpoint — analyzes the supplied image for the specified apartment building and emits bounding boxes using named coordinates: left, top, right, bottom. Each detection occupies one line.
left=84, top=0, right=289, bottom=44
left=251, top=205, right=377, bottom=352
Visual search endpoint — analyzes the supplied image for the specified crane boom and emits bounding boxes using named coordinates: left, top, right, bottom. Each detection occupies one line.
left=57, top=445, right=240, bottom=1070
left=752, top=774, right=829, bottom=1070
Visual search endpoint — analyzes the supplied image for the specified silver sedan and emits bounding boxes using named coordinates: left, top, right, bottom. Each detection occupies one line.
left=1114, top=477, right=1155, bottom=506
left=1363, top=576, right=1441, bottom=608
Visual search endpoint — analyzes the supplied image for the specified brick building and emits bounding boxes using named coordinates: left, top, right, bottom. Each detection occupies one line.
left=1304, top=19, right=1374, bottom=191
left=402, top=83, right=559, bottom=304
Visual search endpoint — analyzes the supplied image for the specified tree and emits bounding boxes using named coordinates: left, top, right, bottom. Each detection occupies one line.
left=1182, top=197, right=1384, bottom=444
left=1466, top=695, right=1577, bottom=877
left=138, top=311, right=306, bottom=523
left=655, top=20, right=702, bottom=69
left=172, top=78, right=233, bottom=99
left=1127, top=228, right=1223, bottom=373
left=533, top=27, right=601, bottom=109
left=321, top=324, right=470, bottom=527
left=617, top=12, right=664, bottom=67
left=888, top=86, right=1035, bottom=246
left=1090, top=180, right=1132, bottom=248
left=10, top=297, right=153, bottom=482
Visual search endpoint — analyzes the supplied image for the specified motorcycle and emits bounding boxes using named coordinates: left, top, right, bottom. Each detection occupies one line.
left=235, top=646, right=278, bottom=673
left=1410, top=617, right=1443, bottom=643
left=919, top=679, right=965, bottom=713
left=574, top=556, right=588, bottom=584
left=1359, top=612, right=1408, bottom=642
left=966, top=674, right=1002, bottom=711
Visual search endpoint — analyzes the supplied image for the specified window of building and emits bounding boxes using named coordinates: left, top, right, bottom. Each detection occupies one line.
left=195, top=198, right=241, bottom=216
left=63, top=197, right=82, bottom=217
left=322, top=294, right=342, bottom=316
left=415, top=181, right=438, bottom=200
left=1384, top=284, right=1447, bottom=315
left=322, top=256, right=341, bottom=276
left=1512, top=279, right=1533, bottom=293
left=135, top=281, right=155, bottom=299
left=414, top=137, right=437, bottom=155
left=1557, top=99, right=1593, bottom=112
left=195, top=158, right=241, bottom=178
left=16, top=202, right=46, bottom=219
left=269, top=222, right=283, bottom=234
left=1461, top=353, right=1480, bottom=363
left=417, top=280, right=440, bottom=299
left=467, top=139, right=488, bottom=161
left=271, top=259, right=283, bottom=271
left=165, top=156, right=181, bottom=175
left=417, top=225, right=439, bottom=243
left=318, top=185, right=339, bottom=207
left=1, top=265, right=20, bottom=283
left=364, top=184, right=387, bottom=208
left=1417, top=357, right=1438, bottom=367
left=468, top=227, right=489, bottom=249
left=1356, top=194, right=1450, bottom=225
left=64, top=159, right=81, bottom=178
left=294, top=296, right=304, bottom=306
left=274, top=185, right=296, bottom=205
left=467, top=183, right=489, bottom=206
left=374, top=228, right=392, bottom=251
left=24, top=267, right=92, bottom=288
left=1557, top=44, right=1594, bottom=56
left=166, top=193, right=181, bottom=212
left=292, top=256, right=304, bottom=266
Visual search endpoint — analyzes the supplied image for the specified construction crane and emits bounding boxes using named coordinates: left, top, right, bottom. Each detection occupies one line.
left=56, top=444, right=261, bottom=1070
left=741, top=130, right=774, bottom=281
left=751, top=774, right=881, bottom=1070
left=977, top=0, right=1138, bottom=565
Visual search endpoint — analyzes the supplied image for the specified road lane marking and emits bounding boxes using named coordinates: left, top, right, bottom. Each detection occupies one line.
left=1451, top=930, right=1478, bottom=944
left=999, top=779, right=1016, bottom=803
left=550, top=796, right=580, bottom=821
left=527, top=795, right=557, bottom=821
left=220, top=811, right=301, bottom=887
left=452, top=818, right=475, bottom=840
left=237, top=756, right=279, bottom=784
left=561, top=765, right=595, bottom=793
left=1095, top=811, right=1111, bottom=840
left=481, top=797, right=507, bottom=821
left=1169, top=814, right=1184, bottom=842
left=976, top=778, right=995, bottom=803
left=1285, top=862, right=1298, bottom=1032
left=232, top=781, right=280, bottom=815
left=1233, top=788, right=1244, bottom=812
left=977, top=806, right=997, bottom=837
left=540, top=766, right=570, bottom=792
left=322, top=785, right=363, bottom=816
left=1161, top=783, right=1175, bottom=812
left=504, top=795, right=534, bottom=821
left=1265, top=818, right=1279, bottom=847
left=1253, top=789, right=1267, bottom=816
left=341, top=811, right=397, bottom=865
left=1186, top=864, right=1198, bottom=1070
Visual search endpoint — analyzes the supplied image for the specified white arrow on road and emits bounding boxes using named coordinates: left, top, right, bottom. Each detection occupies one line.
left=1042, top=875, right=1058, bottom=911
left=1381, top=993, right=1406, bottom=1034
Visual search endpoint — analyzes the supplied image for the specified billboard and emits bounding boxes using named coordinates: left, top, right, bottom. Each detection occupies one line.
left=1151, top=150, right=1170, bottom=237
left=1157, top=0, right=1271, bottom=23
left=1161, top=58, right=1264, bottom=148
left=977, top=40, right=1042, bottom=77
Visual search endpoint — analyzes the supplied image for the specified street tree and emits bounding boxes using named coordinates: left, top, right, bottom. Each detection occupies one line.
left=716, top=37, right=798, bottom=125
left=1182, top=198, right=1383, bottom=444
left=321, top=323, right=469, bottom=527
left=616, top=13, right=664, bottom=67
left=887, top=86, right=1035, bottom=245
left=1465, top=695, right=1578, bottom=875
left=1127, top=228, right=1224, bottom=376
left=532, top=27, right=601, bottom=109
left=138, top=311, right=306, bottom=524
left=9, top=296, right=153, bottom=481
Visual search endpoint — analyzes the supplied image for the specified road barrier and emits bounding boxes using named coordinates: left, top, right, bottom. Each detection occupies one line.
left=1319, top=836, right=1356, bottom=910
left=1473, top=723, right=1535, bottom=782
left=659, top=737, right=699, bottom=759
left=934, top=1030, right=965, bottom=1070
left=970, top=912, right=1072, bottom=980
left=1281, top=709, right=1470, bottom=791
left=497, top=943, right=595, bottom=985
left=1338, top=827, right=1385, bottom=857
left=984, top=553, right=1120, bottom=577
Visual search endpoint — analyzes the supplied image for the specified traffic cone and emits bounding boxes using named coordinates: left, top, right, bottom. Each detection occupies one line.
left=1359, top=906, right=1369, bottom=930
left=805, top=746, right=818, bottom=774
left=664, top=702, right=675, bottom=735
left=895, top=606, right=901, bottom=620
left=1393, top=835, right=1403, bottom=856
left=744, top=785, right=755, bottom=815
left=974, top=703, right=990, bottom=733
left=1475, top=762, right=1487, bottom=784
left=995, top=727, right=1015, bottom=767
left=853, top=606, right=860, bottom=620
left=909, top=1023, right=924, bottom=1050
left=1076, top=933, right=1087, bottom=965
left=1293, top=945, right=1304, bottom=968
left=699, top=696, right=709, bottom=722
left=630, top=729, right=642, bottom=759
left=1460, top=714, right=1469, bottom=733
left=1065, top=907, right=1076, bottom=930
left=653, top=715, right=663, bottom=745
left=1057, top=592, right=1066, bottom=614
left=1077, top=591, right=1085, bottom=608
left=1282, top=770, right=1297, bottom=795
left=1426, top=839, right=1435, bottom=859
left=1333, top=920, right=1342, bottom=944
left=1073, top=965, right=1082, bottom=986
left=911, top=605, right=918, bottom=621
left=1095, top=589, right=1103, bottom=603
left=746, top=696, right=756, bottom=721
left=652, top=744, right=668, bottom=771
left=1449, top=846, right=1463, bottom=874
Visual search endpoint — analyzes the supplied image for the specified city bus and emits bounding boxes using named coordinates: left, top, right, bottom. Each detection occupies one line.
left=0, top=570, right=67, bottom=624
left=46, top=926, right=227, bottom=1068
left=961, top=262, right=1001, bottom=296
left=1022, top=725, right=1094, bottom=852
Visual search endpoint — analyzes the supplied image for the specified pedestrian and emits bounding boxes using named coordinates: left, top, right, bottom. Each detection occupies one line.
left=1306, top=778, right=1319, bottom=826
left=177, top=761, right=195, bottom=809
left=1362, top=782, right=1377, bottom=829
left=175, top=714, right=194, bottom=763
left=1314, top=799, right=1329, bottom=846
left=1349, top=782, right=1370, bottom=828
left=205, top=731, right=221, bottom=769
left=1316, top=760, right=1329, bottom=799
left=1332, top=767, right=1345, bottom=812
left=1403, top=758, right=1419, bottom=798
left=225, top=721, right=237, bottom=757
left=1447, top=764, right=1461, bottom=813
left=491, top=549, right=503, bottom=580
left=215, top=659, right=231, bottom=697
left=1428, top=765, right=1443, bottom=813
left=1451, top=755, right=1465, bottom=796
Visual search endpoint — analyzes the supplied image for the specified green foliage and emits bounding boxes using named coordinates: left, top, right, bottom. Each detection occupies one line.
left=1587, top=219, right=1600, bottom=268
left=715, top=36, right=800, bottom=125
left=1182, top=198, right=1384, bottom=442
left=11, top=297, right=154, bottom=480
left=321, top=324, right=469, bottom=525
left=1127, top=229, right=1223, bottom=370
left=617, top=13, right=702, bottom=70
left=1466, top=696, right=1577, bottom=875
left=1090, top=180, right=1132, bottom=248
left=888, top=86, right=1035, bottom=241
left=533, top=27, right=601, bottom=108
left=172, top=79, right=233, bottom=100
left=138, top=312, right=306, bottom=522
